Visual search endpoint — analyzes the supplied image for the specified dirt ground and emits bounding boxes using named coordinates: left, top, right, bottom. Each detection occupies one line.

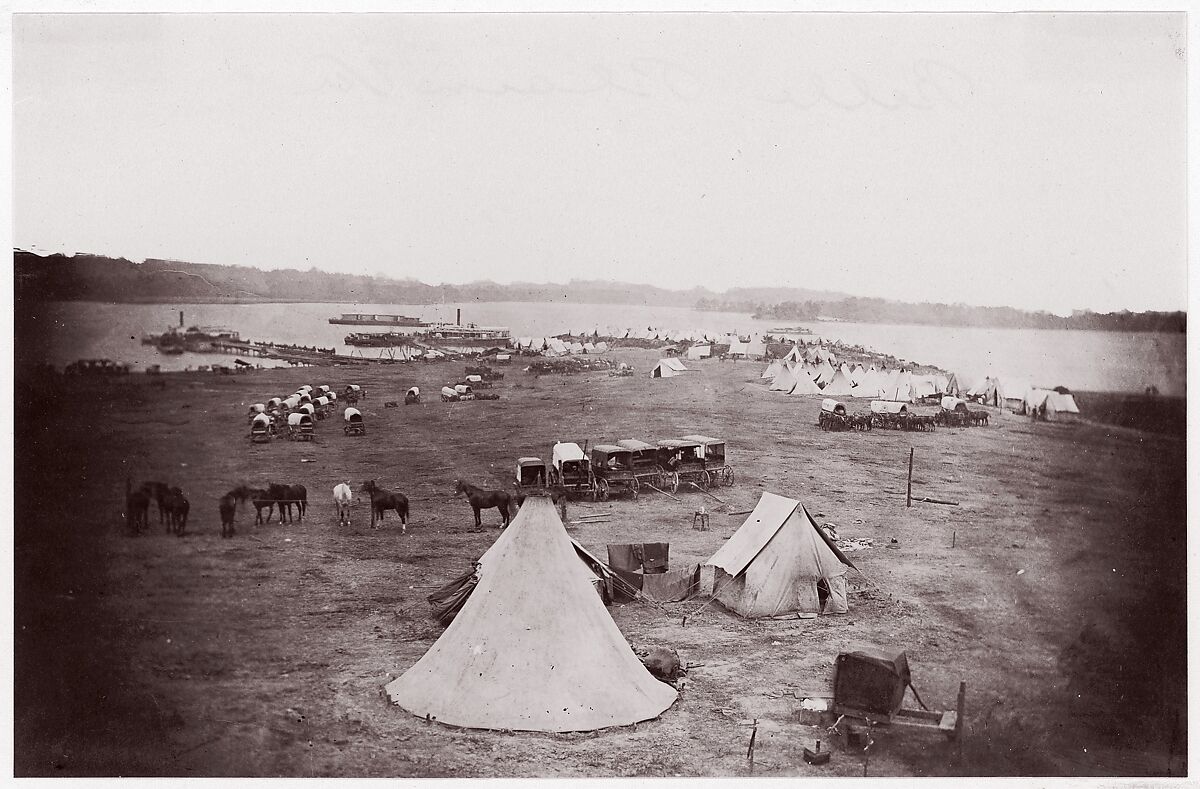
left=13, top=349, right=1187, bottom=777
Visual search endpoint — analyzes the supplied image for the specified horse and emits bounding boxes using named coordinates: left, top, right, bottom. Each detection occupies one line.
left=218, top=485, right=253, bottom=538
left=164, top=486, right=190, bottom=536
left=140, top=481, right=171, bottom=528
left=248, top=488, right=275, bottom=525
left=125, top=478, right=151, bottom=536
left=453, top=479, right=513, bottom=531
left=267, top=482, right=308, bottom=524
left=361, top=480, right=409, bottom=531
left=333, top=483, right=353, bottom=527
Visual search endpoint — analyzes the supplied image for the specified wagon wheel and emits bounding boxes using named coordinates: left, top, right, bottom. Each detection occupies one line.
left=667, top=472, right=679, bottom=494
left=596, top=478, right=610, bottom=502
left=630, top=476, right=640, bottom=500
left=699, top=470, right=712, bottom=489
left=723, top=467, right=735, bottom=487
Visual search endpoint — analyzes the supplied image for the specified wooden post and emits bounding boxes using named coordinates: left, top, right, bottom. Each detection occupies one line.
left=956, top=681, right=966, bottom=763
left=906, top=448, right=914, bottom=508
left=747, top=718, right=758, bottom=768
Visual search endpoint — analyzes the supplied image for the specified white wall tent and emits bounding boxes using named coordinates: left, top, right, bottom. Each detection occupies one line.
left=705, top=492, right=854, bottom=618
left=1026, top=388, right=1082, bottom=421
left=650, top=360, right=681, bottom=378
left=385, top=498, right=676, bottom=731
left=687, top=344, right=712, bottom=360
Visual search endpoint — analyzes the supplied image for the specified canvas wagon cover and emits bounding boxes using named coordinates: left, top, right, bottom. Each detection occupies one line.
left=617, top=439, right=655, bottom=452
left=553, top=442, right=587, bottom=466
left=385, top=498, right=676, bottom=731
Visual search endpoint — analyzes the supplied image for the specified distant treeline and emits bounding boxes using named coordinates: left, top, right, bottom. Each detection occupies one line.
left=12, top=251, right=714, bottom=307
left=696, top=297, right=1186, bottom=333
left=13, top=250, right=1183, bottom=332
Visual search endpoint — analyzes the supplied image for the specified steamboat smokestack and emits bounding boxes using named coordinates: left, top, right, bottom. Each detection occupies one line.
left=179, top=310, right=184, bottom=328
left=457, top=308, right=461, bottom=326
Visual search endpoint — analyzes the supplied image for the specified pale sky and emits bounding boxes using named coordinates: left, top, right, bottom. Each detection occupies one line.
left=13, top=12, right=1187, bottom=314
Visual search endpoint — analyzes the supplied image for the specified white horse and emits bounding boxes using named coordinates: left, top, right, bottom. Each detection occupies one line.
left=333, top=482, right=353, bottom=527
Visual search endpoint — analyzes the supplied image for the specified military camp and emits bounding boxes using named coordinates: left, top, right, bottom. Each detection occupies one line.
left=14, top=340, right=1185, bottom=778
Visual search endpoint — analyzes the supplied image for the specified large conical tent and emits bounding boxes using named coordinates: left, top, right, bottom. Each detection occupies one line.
left=385, top=498, right=676, bottom=732
left=788, top=370, right=823, bottom=395
left=769, top=365, right=798, bottom=392
left=821, top=369, right=856, bottom=396
left=705, top=492, right=855, bottom=618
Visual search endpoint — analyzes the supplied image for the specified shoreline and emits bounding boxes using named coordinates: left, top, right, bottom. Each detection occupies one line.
left=23, top=297, right=1188, bottom=333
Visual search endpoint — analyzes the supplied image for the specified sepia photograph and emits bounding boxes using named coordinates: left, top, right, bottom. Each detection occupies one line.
left=10, top=6, right=1189, bottom=779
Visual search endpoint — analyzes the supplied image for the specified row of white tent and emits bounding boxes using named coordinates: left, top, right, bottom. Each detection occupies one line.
left=514, top=337, right=610, bottom=356
left=765, top=361, right=1082, bottom=418
left=763, top=360, right=950, bottom=400
left=967, top=376, right=1080, bottom=419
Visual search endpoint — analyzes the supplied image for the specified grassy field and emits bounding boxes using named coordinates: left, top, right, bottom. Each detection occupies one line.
left=14, top=351, right=1187, bottom=777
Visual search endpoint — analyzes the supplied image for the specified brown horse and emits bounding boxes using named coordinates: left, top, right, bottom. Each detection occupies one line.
left=361, top=480, right=409, bottom=531
left=140, top=481, right=171, bottom=529
left=218, top=485, right=253, bottom=539
left=125, top=478, right=151, bottom=536
left=453, top=479, right=513, bottom=531
left=163, top=486, right=190, bottom=536
left=267, top=482, right=308, bottom=524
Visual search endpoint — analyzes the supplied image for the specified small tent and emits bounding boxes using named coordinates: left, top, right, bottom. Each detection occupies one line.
left=761, top=360, right=783, bottom=380
left=705, top=492, right=854, bottom=618
left=744, top=340, right=767, bottom=358
left=784, top=344, right=804, bottom=363
left=1026, top=388, right=1082, bottom=421
left=650, top=358, right=688, bottom=378
left=385, top=498, right=676, bottom=731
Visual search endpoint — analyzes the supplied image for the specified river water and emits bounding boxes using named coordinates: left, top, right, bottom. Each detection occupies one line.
left=21, top=300, right=1186, bottom=396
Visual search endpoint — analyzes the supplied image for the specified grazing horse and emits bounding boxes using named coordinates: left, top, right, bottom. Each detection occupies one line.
left=164, top=486, right=190, bottom=536
left=453, top=479, right=513, bottom=531
left=248, top=488, right=275, bottom=525
left=125, top=478, right=151, bottom=536
left=218, top=485, right=253, bottom=538
left=267, top=482, right=308, bottom=523
left=333, top=483, right=353, bottom=527
left=361, top=480, right=409, bottom=531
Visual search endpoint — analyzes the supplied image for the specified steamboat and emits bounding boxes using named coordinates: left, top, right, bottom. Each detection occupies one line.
left=142, top=312, right=242, bottom=354
left=327, top=312, right=427, bottom=327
